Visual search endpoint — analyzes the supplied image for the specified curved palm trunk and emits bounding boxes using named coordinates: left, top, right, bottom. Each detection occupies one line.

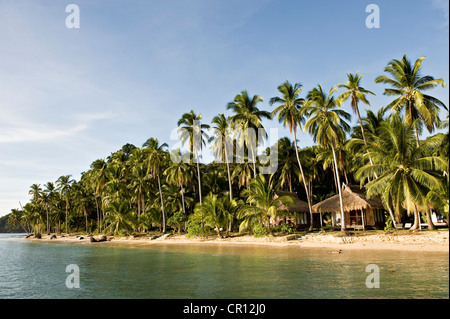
left=194, top=148, right=203, bottom=204
left=194, top=147, right=204, bottom=228
left=331, top=143, right=346, bottom=230
left=224, top=141, right=233, bottom=201
left=426, top=209, right=436, bottom=230
left=180, top=183, right=186, bottom=213
left=293, top=129, right=314, bottom=231
left=250, top=145, right=257, bottom=178
left=354, top=101, right=378, bottom=179
left=157, top=175, right=166, bottom=233
left=411, top=205, right=421, bottom=230
left=387, top=207, right=398, bottom=229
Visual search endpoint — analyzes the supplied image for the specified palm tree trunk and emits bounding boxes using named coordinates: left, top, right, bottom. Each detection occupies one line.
left=194, top=147, right=204, bottom=228
left=411, top=205, right=420, bottom=230
left=387, top=207, right=398, bottom=229
left=141, top=194, right=145, bottom=219
left=45, top=206, right=49, bottom=234
left=331, top=143, right=346, bottom=230
left=426, top=209, right=436, bottom=230
left=194, top=148, right=203, bottom=204
left=224, top=141, right=233, bottom=201
left=157, top=175, right=166, bottom=233
left=413, top=123, right=420, bottom=148
left=293, top=128, right=314, bottom=231
left=252, top=146, right=257, bottom=178
left=94, top=196, right=100, bottom=233
left=180, top=183, right=186, bottom=213
left=85, top=208, right=88, bottom=233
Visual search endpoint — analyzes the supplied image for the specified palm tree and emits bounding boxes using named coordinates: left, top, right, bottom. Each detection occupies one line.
left=220, top=192, right=242, bottom=232
left=56, top=175, right=74, bottom=234
left=164, top=149, right=193, bottom=213
left=270, top=81, right=315, bottom=230
left=211, top=113, right=234, bottom=200
left=303, top=85, right=351, bottom=230
left=375, top=55, right=447, bottom=147
left=227, top=90, right=271, bottom=178
left=29, top=184, right=42, bottom=203
left=231, top=158, right=254, bottom=190
left=238, top=174, right=294, bottom=236
left=270, top=137, right=299, bottom=192
left=177, top=110, right=210, bottom=205
left=103, top=199, right=136, bottom=235
left=355, top=115, right=446, bottom=230
left=194, top=193, right=230, bottom=238
left=43, top=182, right=57, bottom=233
left=90, top=159, right=108, bottom=232
left=338, top=73, right=375, bottom=145
left=338, top=73, right=377, bottom=171
left=143, top=137, right=169, bottom=233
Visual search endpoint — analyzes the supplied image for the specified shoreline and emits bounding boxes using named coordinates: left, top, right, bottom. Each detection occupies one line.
left=21, top=230, right=450, bottom=253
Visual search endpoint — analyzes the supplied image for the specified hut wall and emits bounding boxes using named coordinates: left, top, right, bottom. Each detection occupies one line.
left=366, top=208, right=375, bottom=226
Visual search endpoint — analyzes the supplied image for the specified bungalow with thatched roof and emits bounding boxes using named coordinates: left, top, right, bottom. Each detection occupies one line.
left=273, top=191, right=313, bottom=227
left=312, top=184, right=386, bottom=230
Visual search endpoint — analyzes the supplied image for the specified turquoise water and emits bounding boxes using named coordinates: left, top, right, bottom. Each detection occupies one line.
left=0, top=233, right=448, bottom=299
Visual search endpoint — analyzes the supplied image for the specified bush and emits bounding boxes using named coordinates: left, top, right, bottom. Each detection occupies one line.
left=276, top=224, right=294, bottom=234
left=252, top=224, right=269, bottom=238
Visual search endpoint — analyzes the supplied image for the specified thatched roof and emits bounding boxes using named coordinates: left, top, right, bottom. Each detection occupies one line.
left=312, top=184, right=384, bottom=213
left=275, top=191, right=310, bottom=213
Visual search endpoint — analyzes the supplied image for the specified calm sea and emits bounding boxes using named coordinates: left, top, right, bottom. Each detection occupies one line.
left=0, top=233, right=448, bottom=299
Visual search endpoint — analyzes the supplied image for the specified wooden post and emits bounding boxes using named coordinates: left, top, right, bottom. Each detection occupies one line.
left=361, top=209, right=365, bottom=231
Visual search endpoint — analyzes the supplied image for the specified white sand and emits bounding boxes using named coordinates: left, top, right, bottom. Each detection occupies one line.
left=25, top=230, right=449, bottom=253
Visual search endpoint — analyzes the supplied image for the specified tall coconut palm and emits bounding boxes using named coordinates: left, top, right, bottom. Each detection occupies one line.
left=177, top=110, right=210, bottom=205
left=338, top=73, right=377, bottom=171
left=338, top=73, right=375, bottom=145
left=270, top=137, right=299, bottom=192
left=56, top=175, right=74, bottom=234
left=211, top=113, right=234, bottom=201
left=303, top=85, right=351, bottom=230
left=375, top=55, right=447, bottom=147
left=90, top=159, right=108, bottom=232
left=270, top=81, right=315, bottom=230
left=227, top=90, right=271, bottom=178
left=165, top=150, right=193, bottom=213
left=355, top=115, right=446, bottom=230
left=238, top=174, right=294, bottom=236
left=43, top=182, right=57, bottom=233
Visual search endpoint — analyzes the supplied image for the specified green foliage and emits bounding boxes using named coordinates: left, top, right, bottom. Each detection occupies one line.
left=252, top=224, right=269, bottom=238
left=273, top=223, right=294, bottom=234
left=167, top=210, right=188, bottom=234
left=384, top=216, right=393, bottom=231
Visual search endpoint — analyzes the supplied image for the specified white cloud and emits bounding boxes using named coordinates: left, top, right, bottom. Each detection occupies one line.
left=0, top=124, right=86, bottom=144
left=432, top=0, right=449, bottom=29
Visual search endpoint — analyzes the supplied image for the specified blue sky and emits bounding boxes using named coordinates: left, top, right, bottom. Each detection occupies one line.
left=0, top=0, right=448, bottom=216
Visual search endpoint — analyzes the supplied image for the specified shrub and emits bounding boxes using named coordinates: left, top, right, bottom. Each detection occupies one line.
left=252, top=224, right=269, bottom=238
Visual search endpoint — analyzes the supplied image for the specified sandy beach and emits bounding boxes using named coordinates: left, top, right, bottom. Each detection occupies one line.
left=24, top=230, right=449, bottom=253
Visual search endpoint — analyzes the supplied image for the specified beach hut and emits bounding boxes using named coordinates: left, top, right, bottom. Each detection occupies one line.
left=312, top=184, right=386, bottom=230
left=273, top=191, right=312, bottom=227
